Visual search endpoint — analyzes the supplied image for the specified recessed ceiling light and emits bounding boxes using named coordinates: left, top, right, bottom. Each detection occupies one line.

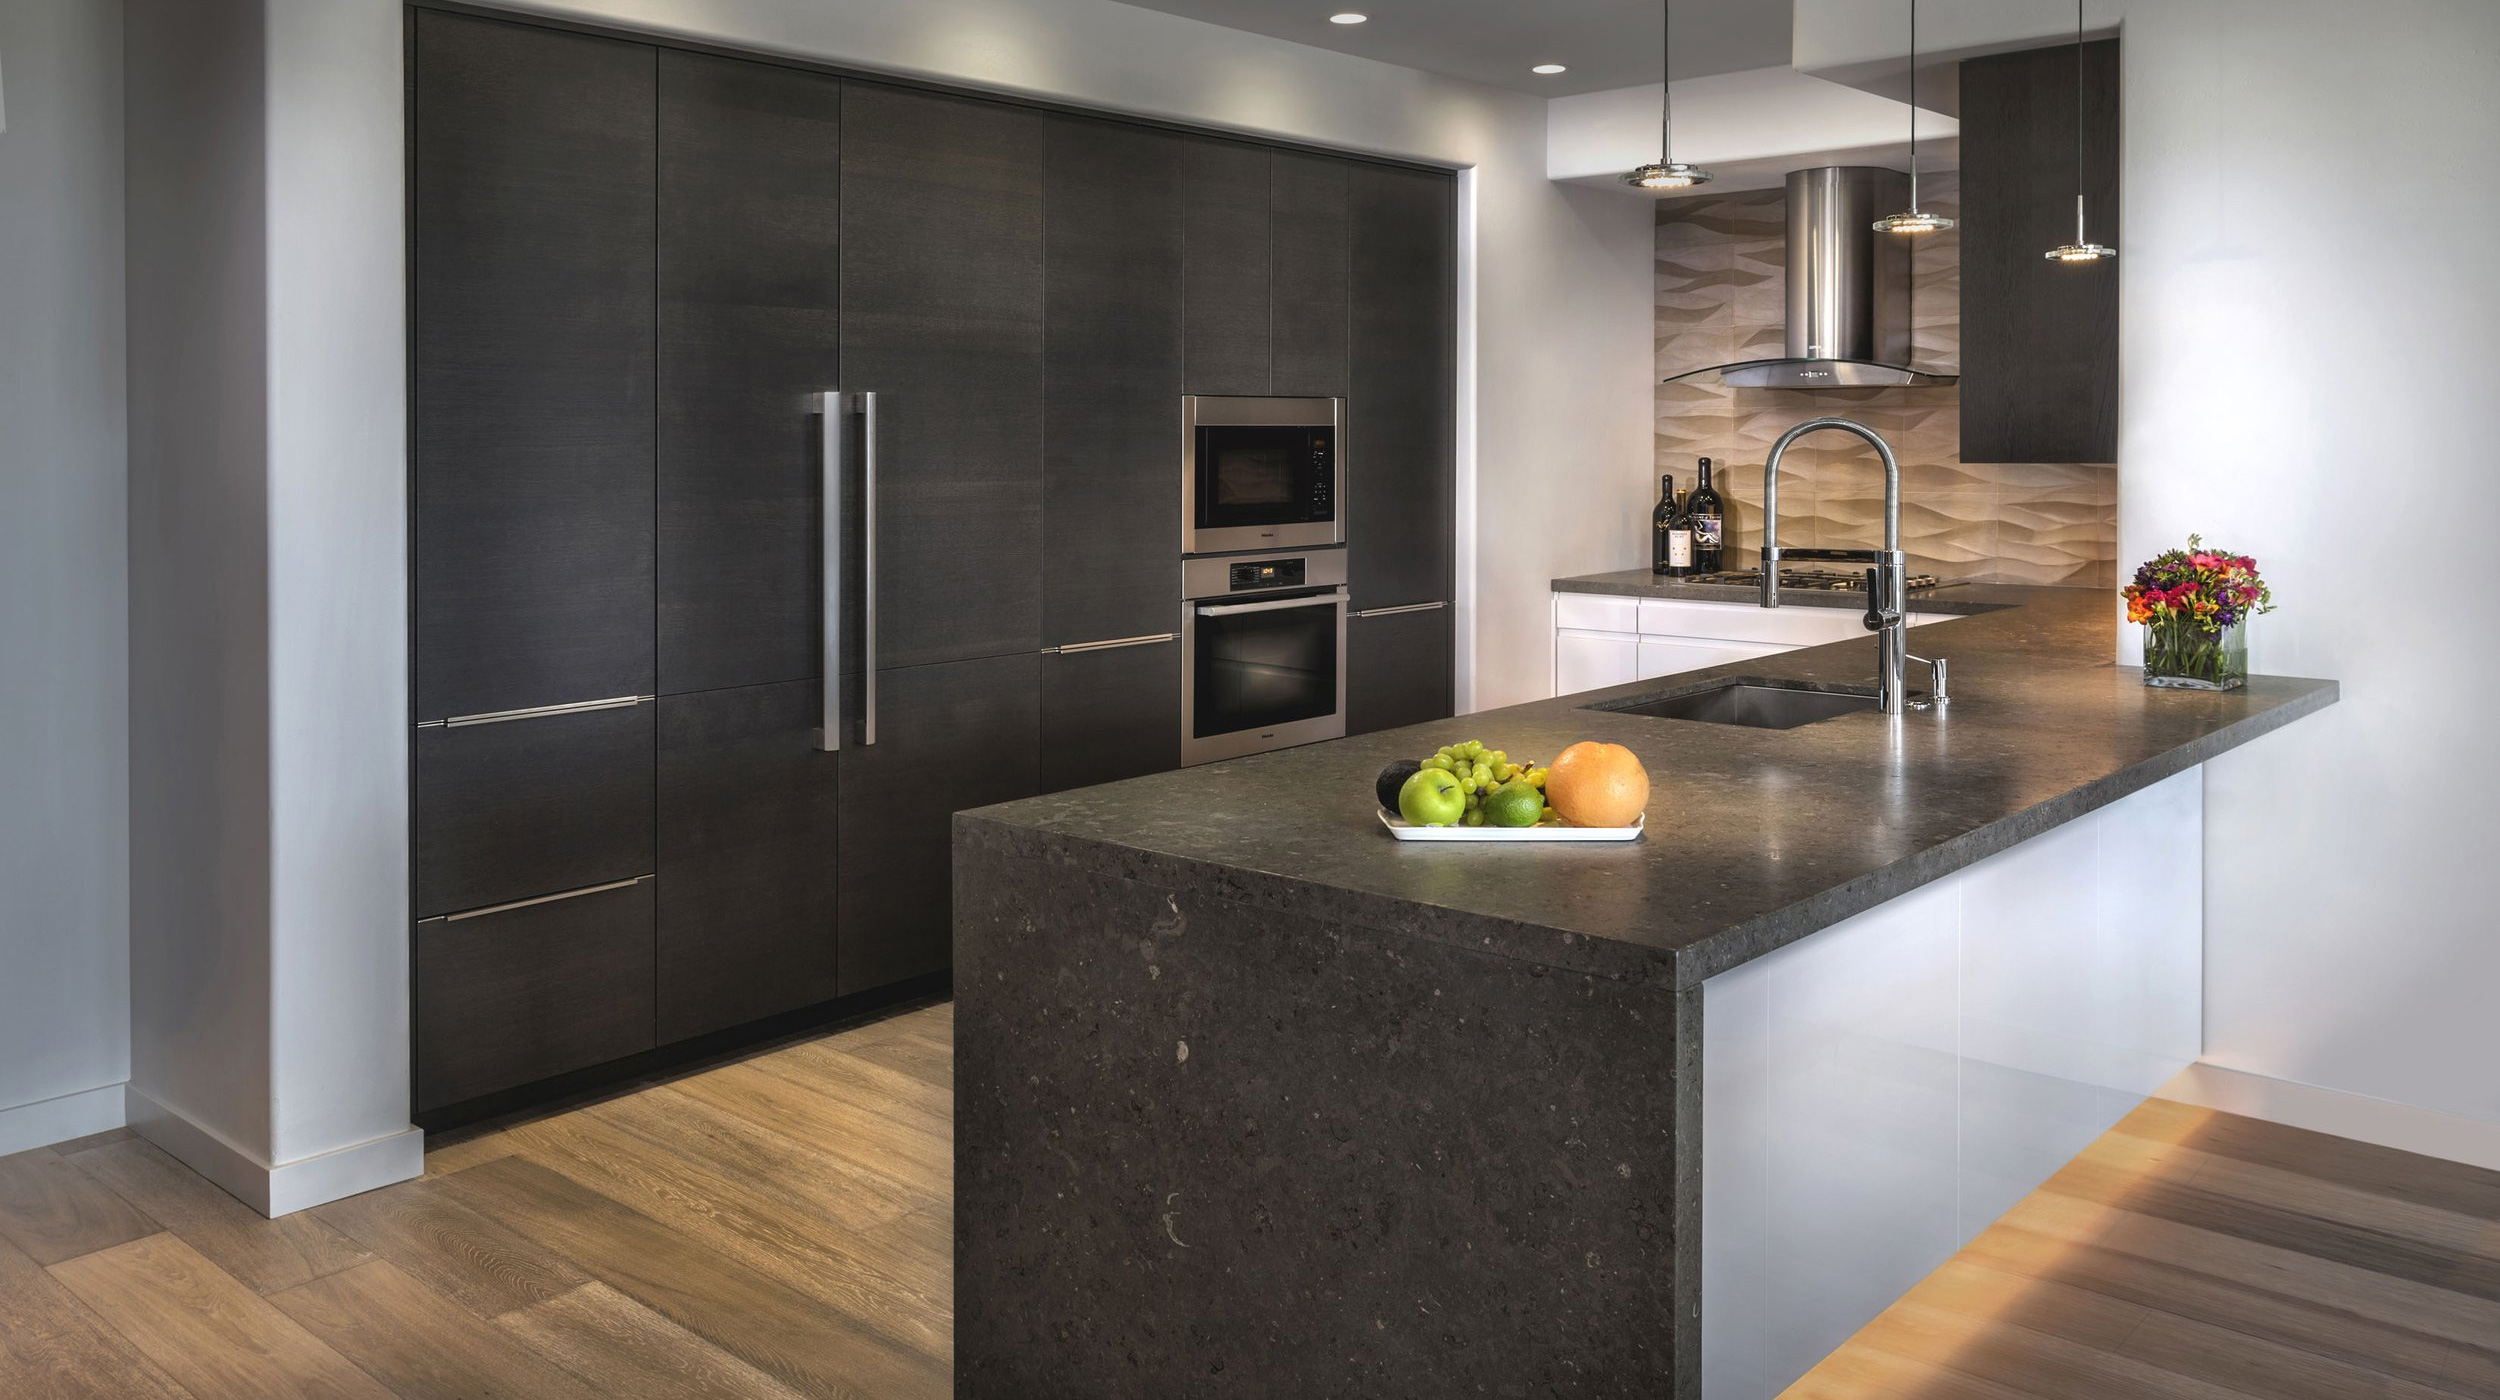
left=1328, top=12, right=1368, bottom=23
left=1531, top=63, right=1568, bottom=75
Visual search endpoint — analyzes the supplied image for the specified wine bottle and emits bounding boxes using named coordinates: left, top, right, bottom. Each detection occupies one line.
left=1652, top=473, right=1693, bottom=577
left=1687, top=458, right=1726, bottom=573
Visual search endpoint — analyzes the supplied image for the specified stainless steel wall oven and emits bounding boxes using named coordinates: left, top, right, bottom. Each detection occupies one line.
left=1180, top=549, right=1348, bottom=765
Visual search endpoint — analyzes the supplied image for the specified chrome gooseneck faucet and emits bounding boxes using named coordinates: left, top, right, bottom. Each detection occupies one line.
left=1760, top=416, right=1940, bottom=715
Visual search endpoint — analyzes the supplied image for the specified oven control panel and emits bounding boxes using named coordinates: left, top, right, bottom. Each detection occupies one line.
left=1229, top=558, right=1307, bottom=592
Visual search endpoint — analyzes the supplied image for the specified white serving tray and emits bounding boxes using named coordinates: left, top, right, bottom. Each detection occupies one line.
left=1376, top=811, right=1645, bottom=843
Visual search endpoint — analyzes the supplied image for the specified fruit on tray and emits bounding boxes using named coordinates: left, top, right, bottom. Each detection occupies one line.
left=1375, top=759, right=1422, bottom=814
left=1397, top=767, right=1467, bottom=827
left=1545, top=741, right=1650, bottom=828
left=1378, top=740, right=1563, bottom=827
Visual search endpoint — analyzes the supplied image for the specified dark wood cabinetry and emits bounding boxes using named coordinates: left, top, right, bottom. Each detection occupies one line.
left=410, top=8, right=1453, bottom=1120
left=410, top=11, right=656, bottom=721
left=656, top=682, right=843, bottom=1043
left=1348, top=164, right=1458, bottom=614
left=1043, top=116, right=1186, bottom=647
left=414, top=878, right=657, bottom=1113
left=1270, top=153, right=1352, bottom=398
left=839, top=652, right=1040, bottom=994
left=1960, top=39, right=2120, bottom=464
left=1348, top=607, right=1454, bottom=737
left=1042, top=643, right=1182, bottom=793
left=655, top=50, right=844, bottom=697
left=412, top=703, right=655, bottom=919
left=841, top=83, right=1048, bottom=674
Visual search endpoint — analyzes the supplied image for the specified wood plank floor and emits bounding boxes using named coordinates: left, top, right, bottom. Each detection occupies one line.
left=6, top=1010, right=2495, bottom=1400
left=1784, top=1096, right=2500, bottom=1400
left=0, top=1000, right=952, bottom=1400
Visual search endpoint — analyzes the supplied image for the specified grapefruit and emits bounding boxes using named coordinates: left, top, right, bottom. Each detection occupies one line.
left=1545, top=741, right=1649, bottom=827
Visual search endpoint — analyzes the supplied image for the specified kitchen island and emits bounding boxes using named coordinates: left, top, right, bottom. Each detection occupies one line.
left=953, top=585, right=2335, bottom=1399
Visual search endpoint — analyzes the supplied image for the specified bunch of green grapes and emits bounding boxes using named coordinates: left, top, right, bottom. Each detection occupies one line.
left=1420, top=739, right=1561, bottom=827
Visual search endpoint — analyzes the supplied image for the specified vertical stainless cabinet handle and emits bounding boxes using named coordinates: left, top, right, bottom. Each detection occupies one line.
left=859, top=390, right=880, bottom=746
left=815, top=390, right=847, bottom=752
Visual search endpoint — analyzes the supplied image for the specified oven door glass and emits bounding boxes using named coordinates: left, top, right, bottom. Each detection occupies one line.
left=1194, top=425, right=1334, bottom=532
left=1192, top=594, right=1341, bottom=739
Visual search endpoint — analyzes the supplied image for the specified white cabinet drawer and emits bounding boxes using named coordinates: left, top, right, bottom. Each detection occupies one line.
left=1554, top=592, right=1642, bottom=634
left=1555, top=630, right=1640, bottom=695
left=1637, top=598, right=1951, bottom=646
left=1637, top=637, right=1788, bottom=681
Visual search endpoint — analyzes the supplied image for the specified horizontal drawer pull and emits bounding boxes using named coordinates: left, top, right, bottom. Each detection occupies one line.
left=1354, top=601, right=1447, bottom=618
left=424, top=874, right=653, bottom=924
left=423, top=695, right=650, bottom=730
left=1044, top=633, right=1180, bottom=655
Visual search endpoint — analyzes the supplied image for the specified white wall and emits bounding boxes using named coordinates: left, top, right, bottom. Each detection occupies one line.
left=491, top=0, right=1656, bottom=712
left=2118, top=0, right=2500, bottom=1133
left=0, top=0, right=131, bottom=1156
left=126, top=0, right=418, bottom=1213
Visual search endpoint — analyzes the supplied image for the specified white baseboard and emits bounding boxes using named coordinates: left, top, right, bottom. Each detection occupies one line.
left=0, top=1082, right=128, bottom=1156
left=2159, top=1062, right=2500, bottom=1174
left=124, top=1085, right=423, bottom=1217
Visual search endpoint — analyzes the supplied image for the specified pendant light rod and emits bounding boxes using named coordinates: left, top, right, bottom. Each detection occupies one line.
left=2046, top=0, right=2114, bottom=260
left=1622, top=0, right=1712, bottom=189
left=1873, top=0, right=1952, bottom=233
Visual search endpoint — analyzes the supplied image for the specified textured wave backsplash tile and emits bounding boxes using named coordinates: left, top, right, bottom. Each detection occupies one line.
left=1653, top=173, right=2116, bottom=588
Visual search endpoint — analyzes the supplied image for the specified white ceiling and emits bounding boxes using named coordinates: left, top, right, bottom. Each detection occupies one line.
left=1107, top=0, right=1796, bottom=97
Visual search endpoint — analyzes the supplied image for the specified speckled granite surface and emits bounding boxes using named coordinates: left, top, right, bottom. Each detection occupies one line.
left=959, top=584, right=2335, bottom=988
left=955, top=583, right=2333, bottom=1398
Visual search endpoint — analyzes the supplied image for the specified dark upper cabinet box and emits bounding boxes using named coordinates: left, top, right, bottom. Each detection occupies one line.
left=1348, top=164, right=1458, bottom=610
left=1960, top=38, right=2120, bottom=464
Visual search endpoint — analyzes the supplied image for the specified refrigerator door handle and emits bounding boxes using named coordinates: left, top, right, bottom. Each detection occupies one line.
left=859, top=390, right=880, bottom=746
left=815, top=390, right=847, bottom=752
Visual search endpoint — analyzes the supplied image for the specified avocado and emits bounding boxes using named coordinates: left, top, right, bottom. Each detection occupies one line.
left=1375, top=759, right=1422, bottom=814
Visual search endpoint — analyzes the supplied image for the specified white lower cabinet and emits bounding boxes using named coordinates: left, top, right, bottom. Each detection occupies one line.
left=1552, top=589, right=1946, bottom=696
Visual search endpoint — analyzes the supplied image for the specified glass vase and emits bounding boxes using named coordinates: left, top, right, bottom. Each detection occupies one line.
left=2142, top=616, right=2248, bottom=691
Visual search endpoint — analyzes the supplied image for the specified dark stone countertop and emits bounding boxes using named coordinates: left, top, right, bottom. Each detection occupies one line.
left=957, top=583, right=2336, bottom=989
left=1552, top=565, right=2011, bottom=614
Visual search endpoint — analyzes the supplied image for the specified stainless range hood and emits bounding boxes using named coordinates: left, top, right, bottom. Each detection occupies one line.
left=1664, top=166, right=1956, bottom=389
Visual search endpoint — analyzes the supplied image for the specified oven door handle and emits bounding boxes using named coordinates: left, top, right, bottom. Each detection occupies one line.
left=1192, top=590, right=1350, bottom=619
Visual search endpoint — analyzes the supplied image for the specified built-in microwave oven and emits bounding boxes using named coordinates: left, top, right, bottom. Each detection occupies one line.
left=1181, top=395, right=1344, bottom=555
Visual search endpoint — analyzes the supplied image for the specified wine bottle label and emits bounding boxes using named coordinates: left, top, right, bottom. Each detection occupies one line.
left=1692, top=512, right=1723, bottom=548
left=1668, top=530, right=1693, bottom=568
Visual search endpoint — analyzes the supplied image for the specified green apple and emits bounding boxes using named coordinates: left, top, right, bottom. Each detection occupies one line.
left=1398, top=767, right=1466, bottom=826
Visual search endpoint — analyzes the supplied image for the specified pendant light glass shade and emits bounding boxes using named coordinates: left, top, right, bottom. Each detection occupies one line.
left=2047, top=0, right=2113, bottom=261
left=1875, top=0, right=1952, bottom=234
left=1622, top=0, right=1712, bottom=191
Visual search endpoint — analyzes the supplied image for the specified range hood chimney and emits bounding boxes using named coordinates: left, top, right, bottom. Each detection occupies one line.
left=1664, top=167, right=1956, bottom=389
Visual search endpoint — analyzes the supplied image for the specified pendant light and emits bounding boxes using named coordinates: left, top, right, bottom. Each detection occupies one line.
left=1622, top=0, right=1712, bottom=191
left=1873, top=0, right=1953, bottom=234
left=2045, top=0, right=2115, bottom=261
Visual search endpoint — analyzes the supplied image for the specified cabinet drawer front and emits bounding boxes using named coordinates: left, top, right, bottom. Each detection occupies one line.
left=1638, top=598, right=1866, bottom=646
left=415, top=878, right=657, bottom=1113
left=1555, top=630, right=1640, bottom=696
left=1636, top=637, right=1788, bottom=681
left=1554, top=592, right=1641, bottom=634
left=414, top=701, right=656, bottom=918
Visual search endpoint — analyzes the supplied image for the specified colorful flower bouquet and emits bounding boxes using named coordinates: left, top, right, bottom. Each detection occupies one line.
left=2124, top=535, right=2274, bottom=691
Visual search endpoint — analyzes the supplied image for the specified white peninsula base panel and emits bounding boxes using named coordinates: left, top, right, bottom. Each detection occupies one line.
left=1553, top=592, right=1949, bottom=694
left=1701, top=766, right=2204, bottom=1400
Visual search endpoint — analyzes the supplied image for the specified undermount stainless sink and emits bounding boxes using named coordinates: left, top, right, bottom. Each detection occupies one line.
left=1588, top=679, right=1881, bottom=730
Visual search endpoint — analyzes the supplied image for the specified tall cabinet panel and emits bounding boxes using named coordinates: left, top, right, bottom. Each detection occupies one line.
left=1269, top=153, right=1351, bottom=399
left=1042, top=114, right=1186, bottom=646
left=839, top=652, right=1041, bottom=995
left=1182, top=140, right=1273, bottom=397
left=1346, top=164, right=1456, bottom=614
left=411, top=11, right=655, bottom=720
left=840, top=82, right=1048, bottom=673
left=657, top=682, right=841, bottom=1042
left=656, top=51, right=844, bottom=696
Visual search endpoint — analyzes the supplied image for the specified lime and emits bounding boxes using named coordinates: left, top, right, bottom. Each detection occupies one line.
left=1482, top=779, right=1544, bottom=829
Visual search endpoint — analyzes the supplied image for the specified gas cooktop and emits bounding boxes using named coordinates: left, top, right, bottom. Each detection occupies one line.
left=1685, top=568, right=1949, bottom=593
